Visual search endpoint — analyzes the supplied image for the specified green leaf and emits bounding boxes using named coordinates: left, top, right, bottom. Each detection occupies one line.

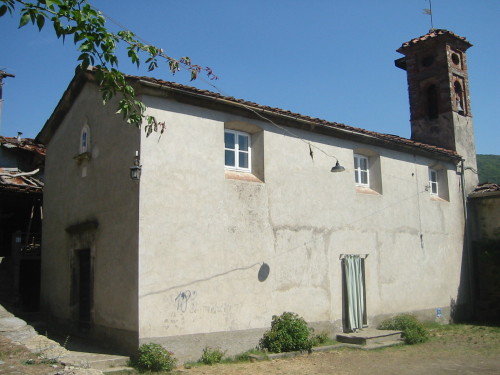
left=19, top=13, right=30, bottom=28
left=148, top=61, right=158, bottom=72
left=36, top=14, right=45, bottom=30
left=53, top=19, right=62, bottom=38
left=0, top=5, right=8, bottom=17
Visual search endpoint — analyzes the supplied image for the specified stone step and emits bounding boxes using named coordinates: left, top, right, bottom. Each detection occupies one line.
left=60, top=351, right=130, bottom=370
left=102, top=366, right=135, bottom=374
left=0, top=304, right=131, bottom=372
left=336, top=328, right=403, bottom=346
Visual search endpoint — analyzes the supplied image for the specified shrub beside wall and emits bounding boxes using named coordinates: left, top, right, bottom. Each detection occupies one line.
left=259, top=312, right=314, bottom=353
left=378, top=314, right=429, bottom=344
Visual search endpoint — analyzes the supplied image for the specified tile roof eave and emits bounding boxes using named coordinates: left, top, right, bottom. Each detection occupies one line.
left=397, top=29, right=472, bottom=53
left=0, top=136, right=46, bottom=156
left=0, top=184, right=43, bottom=194
left=136, top=76, right=461, bottom=162
left=469, top=183, right=500, bottom=198
left=37, top=69, right=461, bottom=162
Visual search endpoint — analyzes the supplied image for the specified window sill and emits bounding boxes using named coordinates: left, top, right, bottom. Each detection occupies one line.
left=74, top=152, right=91, bottom=164
left=355, top=186, right=381, bottom=195
left=430, top=195, right=448, bottom=202
left=225, top=170, right=263, bottom=183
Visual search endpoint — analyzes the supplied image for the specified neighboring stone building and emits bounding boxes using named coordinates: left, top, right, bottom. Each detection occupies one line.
left=0, top=135, right=45, bottom=311
left=469, top=183, right=500, bottom=321
left=36, top=30, right=479, bottom=360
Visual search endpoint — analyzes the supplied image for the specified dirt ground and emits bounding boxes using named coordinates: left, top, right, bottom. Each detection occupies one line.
left=182, top=345, right=500, bottom=375
left=1, top=325, right=499, bottom=375
left=182, top=325, right=500, bottom=375
left=0, top=335, right=57, bottom=375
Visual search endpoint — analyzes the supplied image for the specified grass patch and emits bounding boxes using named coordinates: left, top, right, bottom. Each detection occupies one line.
left=422, top=323, right=500, bottom=356
left=231, top=348, right=269, bottom=362
left=183, top=348, right=270, bottom=368
left=313, top=337, right=338, bottom=347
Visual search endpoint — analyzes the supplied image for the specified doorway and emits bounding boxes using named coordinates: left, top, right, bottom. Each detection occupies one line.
left=342, top=255, right=367, bottom=332
left=76, top=249, right=92, bottom=331
left=19, top=259, right=41, bottom=311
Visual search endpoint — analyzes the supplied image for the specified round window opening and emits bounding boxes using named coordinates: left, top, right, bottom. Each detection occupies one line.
left=451, top=53, right=460, bottom=66
left=421, top=55, right=434, bottom=67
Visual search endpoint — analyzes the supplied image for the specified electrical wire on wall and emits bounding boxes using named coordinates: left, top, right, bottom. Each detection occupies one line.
left=89, top=3, right=347, bottom=168
left=89, top=3, right=456, bottom=293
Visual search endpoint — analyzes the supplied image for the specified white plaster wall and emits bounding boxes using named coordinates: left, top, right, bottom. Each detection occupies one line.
left=41, top=82, right=140, bottom=344
left=137, top=95, right=467, bottom=343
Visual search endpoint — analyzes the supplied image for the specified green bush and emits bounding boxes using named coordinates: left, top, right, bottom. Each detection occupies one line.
left=135, top=343, right=177, bottom=372
left=199, top=346, right=224, bottom=365
left=378, top=314, right=429, bottom=345
left=259, top=312, right=314, bottom=353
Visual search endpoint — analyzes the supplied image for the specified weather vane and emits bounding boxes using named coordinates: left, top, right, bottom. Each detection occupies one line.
left=423, top=0, right=435, bottom=31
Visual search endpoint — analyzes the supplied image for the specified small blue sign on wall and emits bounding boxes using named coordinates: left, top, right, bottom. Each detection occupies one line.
left=437, top=307, right=442, bottom=317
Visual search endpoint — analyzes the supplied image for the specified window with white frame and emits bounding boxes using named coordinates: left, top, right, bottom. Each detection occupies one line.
left=224, top=129, right=251, bottom=172
left=354, top=154, right=369, bottom=187
left=429, top=168, right=439, bottom=196
left=80, top=125, right=90, bottom=154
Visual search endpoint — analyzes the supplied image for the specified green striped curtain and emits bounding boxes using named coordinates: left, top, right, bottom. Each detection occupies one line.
left=344, top=255, right=365, bottom=332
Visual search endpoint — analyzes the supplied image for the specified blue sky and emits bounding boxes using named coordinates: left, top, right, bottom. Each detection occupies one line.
left=1, top=0, right=498, bottom=154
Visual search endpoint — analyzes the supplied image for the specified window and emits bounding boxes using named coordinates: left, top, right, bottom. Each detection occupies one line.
left=80, top=125, right=90, bottom=154
left=428, top=166, right=449, bottom=201
left=224, top=129, right=251, bottom=172
left=429, top=168, right=438, bottom=195
left=354, top=154, right=369, bottom=187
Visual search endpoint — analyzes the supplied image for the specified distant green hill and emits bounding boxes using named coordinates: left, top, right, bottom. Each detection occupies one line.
left=477, top=154, right=500, bottom=184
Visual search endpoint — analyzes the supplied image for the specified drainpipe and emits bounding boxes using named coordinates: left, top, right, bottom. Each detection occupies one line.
left=459, top=159, right=475, bottom=320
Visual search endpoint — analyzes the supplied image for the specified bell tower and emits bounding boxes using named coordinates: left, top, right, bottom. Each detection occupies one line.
left=395, top=29, right=478, bottom=193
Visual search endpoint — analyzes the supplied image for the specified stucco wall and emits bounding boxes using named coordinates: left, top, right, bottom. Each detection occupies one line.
left=470, top=195, right=500, bottom=240
left=40, top=82, right=140, bottom=351
left=136, top=95, right=467, bottom=359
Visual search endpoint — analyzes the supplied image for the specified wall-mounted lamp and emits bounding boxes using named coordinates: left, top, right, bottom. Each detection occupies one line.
left=130, top=151, right=142, bottom=180
left=330, top=160, right=345, bottom=173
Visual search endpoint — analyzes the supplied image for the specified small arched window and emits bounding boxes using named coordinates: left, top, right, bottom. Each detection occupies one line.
left=80, top=125, right=91, bottom=154
left=454, top=81, right=465, bottom=114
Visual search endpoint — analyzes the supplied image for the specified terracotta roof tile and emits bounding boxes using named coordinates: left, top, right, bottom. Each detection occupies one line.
left=131, top=75, right=460, bottom=160
left=0, top=136, right=46, bottom=156
left=399, top=29, right=472, bottom=50
left=0, top=167, right=44, bottom=193
left=470, top=183, right=500, bottom=196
